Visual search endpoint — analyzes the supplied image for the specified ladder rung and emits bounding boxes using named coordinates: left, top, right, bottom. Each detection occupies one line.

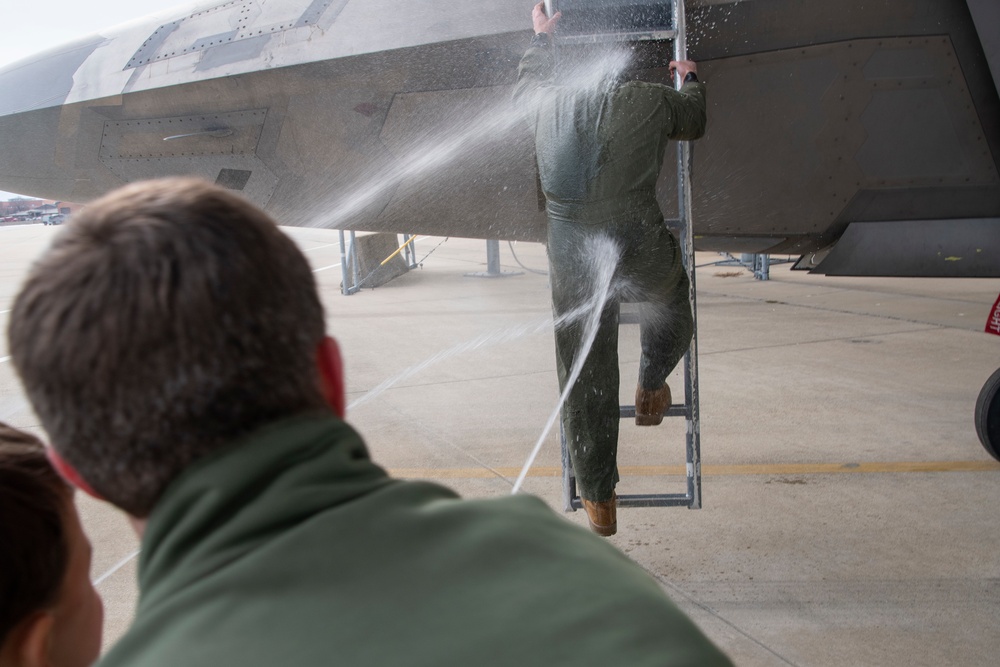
left=556, top=29, right=677, bottom=45
left=570, top=493, right=692, bottom=509
left=619, top=404, right=688, bottom=419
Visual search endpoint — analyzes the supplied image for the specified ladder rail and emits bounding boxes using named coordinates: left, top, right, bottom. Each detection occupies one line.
left=674, top=0, right=702, bottom=510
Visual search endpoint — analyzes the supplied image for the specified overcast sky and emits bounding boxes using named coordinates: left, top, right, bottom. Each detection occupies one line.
left=0, top=0, right=193, bottom=200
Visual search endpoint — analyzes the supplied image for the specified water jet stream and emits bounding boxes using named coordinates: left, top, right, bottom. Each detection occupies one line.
left=346, top=293, right=608, bottom=412
left=347, top=241, right=622, bottom=414
left=306, top=49, right=632, bottom=232
left=330, top=50, right=633, bottom=488
left=512, top=237, right=620, bottom=494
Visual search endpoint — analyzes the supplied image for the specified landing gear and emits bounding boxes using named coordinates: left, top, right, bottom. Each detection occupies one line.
left=975, top=367, right=1000, bottom=461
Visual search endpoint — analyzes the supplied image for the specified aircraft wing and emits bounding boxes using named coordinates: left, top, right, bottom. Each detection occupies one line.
left=0, top=0, right=997, bottom=276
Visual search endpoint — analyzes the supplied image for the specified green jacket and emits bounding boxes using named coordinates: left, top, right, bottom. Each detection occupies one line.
left=99, top=414, right=731, bottom=666
left=514, top=43, right=707, bottom=222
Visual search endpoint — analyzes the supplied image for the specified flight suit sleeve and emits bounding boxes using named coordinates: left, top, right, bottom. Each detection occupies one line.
left=664, top=80, right=707, bottom=140
left=513, top=38, right=555, bottom=102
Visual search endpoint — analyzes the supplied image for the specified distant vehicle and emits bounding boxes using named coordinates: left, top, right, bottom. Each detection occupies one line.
left=42, top=214, right=65, bottom=225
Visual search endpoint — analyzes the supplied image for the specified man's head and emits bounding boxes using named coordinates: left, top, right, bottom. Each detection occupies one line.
left=0, top=423, right=102, bottom=667
left=9, top=178, right=340, bottom=518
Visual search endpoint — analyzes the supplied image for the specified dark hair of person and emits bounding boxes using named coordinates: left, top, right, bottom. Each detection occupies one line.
left=0, top=423, right=70, bottom=647
left=8, top=178, right=328, bottom=517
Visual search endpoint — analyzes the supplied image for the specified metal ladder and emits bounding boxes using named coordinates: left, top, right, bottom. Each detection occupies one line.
left=561, top=0, right=702, bottom=512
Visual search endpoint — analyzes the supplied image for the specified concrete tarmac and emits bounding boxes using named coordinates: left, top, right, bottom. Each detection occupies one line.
left=1, top=224, right=998, bottom=665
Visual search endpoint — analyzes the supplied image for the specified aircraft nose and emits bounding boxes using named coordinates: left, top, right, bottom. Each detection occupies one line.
left=0, top=35, right=106, bottom=118
left=0, top=37, right=110, bottom=201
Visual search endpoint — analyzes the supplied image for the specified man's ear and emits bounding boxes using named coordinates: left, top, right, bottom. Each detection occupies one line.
left=2, top=611, right=55, bottom=667
left=316, top=336, right=346, bottom=419
left=45, top=448, right=103, bottom=501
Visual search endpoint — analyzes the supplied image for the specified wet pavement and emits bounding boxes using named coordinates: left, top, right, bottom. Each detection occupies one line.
left=1, top=224, right=998, bottom=665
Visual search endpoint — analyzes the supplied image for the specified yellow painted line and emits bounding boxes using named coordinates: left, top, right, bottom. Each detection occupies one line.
left=388, top=460, right=1000, bottom=480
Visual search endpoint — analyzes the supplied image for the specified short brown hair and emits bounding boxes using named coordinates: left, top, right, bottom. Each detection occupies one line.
left=0, top=423, right=70, bottom=647
left=9, top=178, right=327, bottom=517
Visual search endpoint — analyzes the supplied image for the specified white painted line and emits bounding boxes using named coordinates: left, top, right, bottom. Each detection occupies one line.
left=0, top=309, right=10, bottom=314
left=312, top=263, right=342, bottom=273
left=0, top=356, right=10, bottom=364
left=304, top=243, right=339, bottom=252
left=93, top=549, right=140, bottom=586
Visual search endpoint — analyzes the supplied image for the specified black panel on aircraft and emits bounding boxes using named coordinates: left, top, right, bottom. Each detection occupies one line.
left=216, top=169, right=252, bottom=192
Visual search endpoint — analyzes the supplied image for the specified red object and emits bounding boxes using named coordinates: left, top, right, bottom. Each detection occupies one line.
left=46, top=446, right=104, bottom=500
left=316, top=336, right=346, bottom=418
left=986, top=294, right=1000, bottom=336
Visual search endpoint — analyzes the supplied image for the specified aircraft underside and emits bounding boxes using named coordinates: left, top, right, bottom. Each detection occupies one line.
left=0, top=0, right=997, bottom=276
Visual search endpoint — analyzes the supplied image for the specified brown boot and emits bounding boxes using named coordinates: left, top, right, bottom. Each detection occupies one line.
left=582, top=495, right=617, bottom=537
left=635, top=383, right=671, bottom=426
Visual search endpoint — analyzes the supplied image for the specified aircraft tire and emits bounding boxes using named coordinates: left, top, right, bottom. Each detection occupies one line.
left=975, top=367, right=1000, bottom=461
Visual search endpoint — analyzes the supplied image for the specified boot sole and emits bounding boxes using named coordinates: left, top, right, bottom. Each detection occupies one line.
left=635, top=415, right=664, bottom=426
left=587, top=519, right=618, bottom=537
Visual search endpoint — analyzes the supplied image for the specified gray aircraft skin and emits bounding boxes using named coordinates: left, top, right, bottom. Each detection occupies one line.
left=0, top=0, right=998, bottom=277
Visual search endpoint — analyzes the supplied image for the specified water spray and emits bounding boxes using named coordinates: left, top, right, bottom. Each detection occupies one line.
left=305, top=49, right=632, bottom=233
left=347, top=240, right=621, bottom=413
left=511, top=236, right=621, bottom=494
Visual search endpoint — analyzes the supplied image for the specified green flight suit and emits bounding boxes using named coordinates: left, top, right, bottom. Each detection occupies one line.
left=97, top=414, right=731, bottom=666
left=515, top=41, right=706, bottom=502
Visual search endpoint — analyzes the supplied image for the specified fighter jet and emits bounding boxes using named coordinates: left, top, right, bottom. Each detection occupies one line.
left=0, top=0, right=996, bottom=277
